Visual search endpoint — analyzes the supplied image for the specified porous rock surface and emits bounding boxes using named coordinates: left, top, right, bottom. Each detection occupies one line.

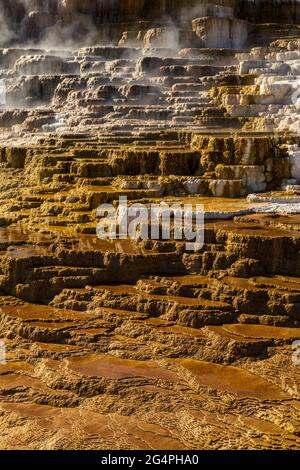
left=0, top=0, right=299, bottom=450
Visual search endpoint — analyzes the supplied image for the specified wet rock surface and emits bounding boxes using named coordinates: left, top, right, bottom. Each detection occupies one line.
left=0, top=0, right=299, bottom=451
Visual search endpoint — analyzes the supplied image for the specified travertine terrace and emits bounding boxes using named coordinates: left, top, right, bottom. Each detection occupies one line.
left=0, top=0, right=299, bottom=450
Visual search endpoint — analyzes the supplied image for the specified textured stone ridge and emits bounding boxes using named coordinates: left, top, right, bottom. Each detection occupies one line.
left=0, top=0, right=299, bottom=451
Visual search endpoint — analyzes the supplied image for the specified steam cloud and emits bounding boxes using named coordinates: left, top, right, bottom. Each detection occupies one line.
left=0, top=4, right=17, bottom=46
left=0, top=1, right=299, bottom=49
left=0, top=0, right=109, bottom=49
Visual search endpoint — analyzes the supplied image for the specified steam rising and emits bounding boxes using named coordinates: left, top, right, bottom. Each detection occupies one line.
left=0, top=0, right=106, bottom=48
left=0, top=8, right=16, bottom=45
left=0, top=1, right=299, bottom=49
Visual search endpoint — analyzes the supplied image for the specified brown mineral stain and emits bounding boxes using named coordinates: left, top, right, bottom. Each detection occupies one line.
left=0, top=361, right=34, bottom=373
left=159, top=325, right=205, bottom=337
left=223, top=324, right=300, bottom=340
left=0, top=374, right=48, bottom=391
left=73, top=327, right=109, bottom=335
left=0, top=304, right=94, bottom=321
left=178, top=359, right=290, bottom=401
left=32, top=342, right=80, bottom=352
left=67, top=354, right=178, bottom=382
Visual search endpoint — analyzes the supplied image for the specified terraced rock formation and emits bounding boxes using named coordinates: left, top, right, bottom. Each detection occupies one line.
left=0, top=0, right=299, bottom=450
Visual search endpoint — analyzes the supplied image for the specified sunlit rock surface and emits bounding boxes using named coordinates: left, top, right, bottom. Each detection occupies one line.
left=0, top=0, right=299, bottom=450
